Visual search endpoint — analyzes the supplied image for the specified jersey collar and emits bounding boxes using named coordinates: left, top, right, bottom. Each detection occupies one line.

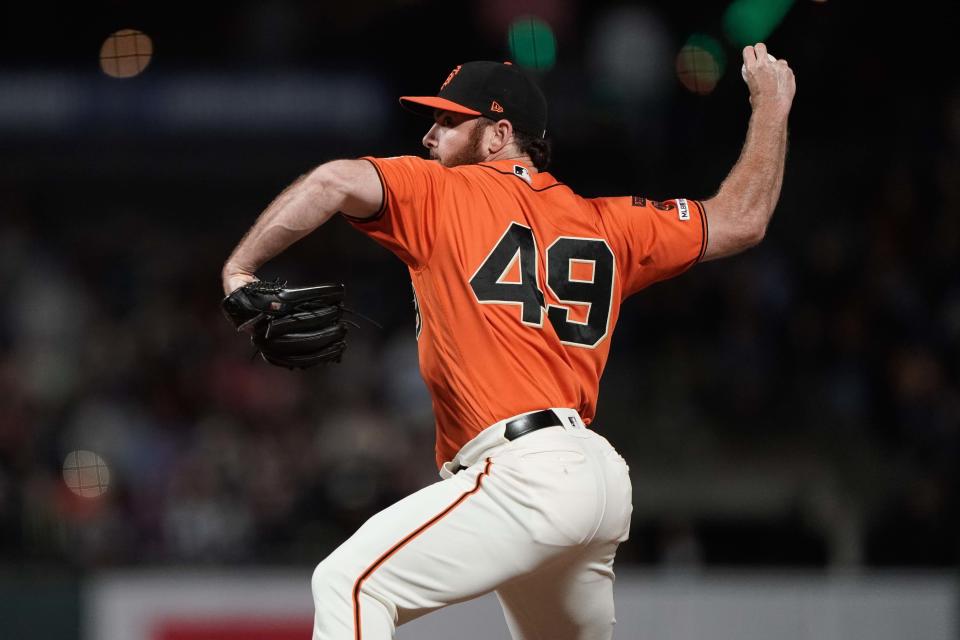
left=479, top=159, right=558, bottom=189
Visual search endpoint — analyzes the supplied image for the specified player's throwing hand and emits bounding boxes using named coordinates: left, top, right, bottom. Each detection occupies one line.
left=741, top=42, right=796, bottom=113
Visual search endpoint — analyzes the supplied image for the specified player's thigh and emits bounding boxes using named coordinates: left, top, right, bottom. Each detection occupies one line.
left=312, top=461, right=547, bottom=624
left=495, top=540, right=620, bottom=640
left=313, top=471, right=475, bottom=588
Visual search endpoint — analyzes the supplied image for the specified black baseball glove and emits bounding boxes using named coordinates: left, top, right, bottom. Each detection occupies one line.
left=221, top=279, right=347, bottom=369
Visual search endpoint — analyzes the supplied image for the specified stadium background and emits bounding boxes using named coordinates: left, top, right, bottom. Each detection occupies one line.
left=0, top=1, right=956, bottom=638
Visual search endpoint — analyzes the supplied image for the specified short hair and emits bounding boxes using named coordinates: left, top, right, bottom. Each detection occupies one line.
left=478, top=117, right=552, bottom=171
left=512, top=129, right=552, bottom=172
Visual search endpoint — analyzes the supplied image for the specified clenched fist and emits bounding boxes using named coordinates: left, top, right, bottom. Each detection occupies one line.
left=741, top=42, right=796, bottom=115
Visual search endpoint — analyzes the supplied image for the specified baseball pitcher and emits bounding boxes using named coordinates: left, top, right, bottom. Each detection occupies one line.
left=221, top=44, right=796, bottom=639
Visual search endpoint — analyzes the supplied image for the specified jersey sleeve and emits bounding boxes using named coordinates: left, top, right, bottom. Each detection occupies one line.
left=597, top=196, right=707, bottom=298
left=341, top=155, right=448, bottom=270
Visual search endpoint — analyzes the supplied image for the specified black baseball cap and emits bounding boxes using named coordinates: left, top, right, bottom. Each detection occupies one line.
left=400, top=61, right=548, bottom=138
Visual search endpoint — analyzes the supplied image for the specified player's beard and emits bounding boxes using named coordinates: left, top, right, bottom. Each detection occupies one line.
left=433, top=119, right=488, bottom=167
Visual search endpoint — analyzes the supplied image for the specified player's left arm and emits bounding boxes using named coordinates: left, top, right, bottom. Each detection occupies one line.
left=700, top=43, right=796, bottom=261
left=221, top=159, right=382, bottom=294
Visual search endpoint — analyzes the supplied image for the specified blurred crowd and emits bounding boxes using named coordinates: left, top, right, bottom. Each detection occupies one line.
left=0, top=128, right=957, bottom=570
left=0, top=200, right=442, bottom=567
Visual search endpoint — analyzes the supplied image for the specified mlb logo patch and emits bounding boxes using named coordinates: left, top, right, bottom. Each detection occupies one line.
left=676, top=198, right=690, bottom=221
left=513, top=164, right=532, bottom=184
left=631, top=195, right=646, bottom=207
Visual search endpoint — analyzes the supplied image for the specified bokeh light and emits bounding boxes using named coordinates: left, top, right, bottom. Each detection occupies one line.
left=723, top=0, right=795, bottom=48
left=676, top=34, right=727, bottom=95
left=508, top=16, right=557, bottom=71
left=99, top=29, right=153, bottom=79
left=62, top=450, right=111, bottom=498
left=587, top=6, right=672, bottom=104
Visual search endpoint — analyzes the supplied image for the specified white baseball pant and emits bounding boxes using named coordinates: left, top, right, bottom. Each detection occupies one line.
left=310, top=408, right=633, bottom=640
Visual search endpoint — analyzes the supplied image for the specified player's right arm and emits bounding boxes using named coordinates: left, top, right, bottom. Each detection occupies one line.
left=700, top=42, right=796, bottom=261
left=221, top=159, right=382, bottom=294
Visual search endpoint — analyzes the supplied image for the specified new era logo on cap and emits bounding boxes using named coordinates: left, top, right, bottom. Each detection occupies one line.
left=490, top=100, right=504, bottom=113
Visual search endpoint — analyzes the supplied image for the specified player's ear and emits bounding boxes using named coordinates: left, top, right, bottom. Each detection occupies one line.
left=489, top=118, right=514, bottom=153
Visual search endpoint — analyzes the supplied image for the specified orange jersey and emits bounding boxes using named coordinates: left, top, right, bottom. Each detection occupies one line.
left=346, top=156, right=706, bottom=468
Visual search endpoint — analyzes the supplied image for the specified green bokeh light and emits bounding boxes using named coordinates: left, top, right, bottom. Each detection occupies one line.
left=508, top=17, right=557, bottom=71
left=723, top=0, right=795, bottom=48
left=685, top=33, right=727, bottom=75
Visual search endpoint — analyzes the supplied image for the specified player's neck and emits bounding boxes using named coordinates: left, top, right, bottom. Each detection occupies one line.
left=482, top=148, right=537, bottom=173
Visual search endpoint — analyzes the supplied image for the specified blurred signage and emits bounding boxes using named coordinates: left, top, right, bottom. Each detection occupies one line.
left=0, top=72, right=388, bottom=136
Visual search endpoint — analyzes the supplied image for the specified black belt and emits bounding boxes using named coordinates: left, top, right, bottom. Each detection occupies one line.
left=504, top=409, right=563, bottom=440
left=452, top=410, right=563, bottom=474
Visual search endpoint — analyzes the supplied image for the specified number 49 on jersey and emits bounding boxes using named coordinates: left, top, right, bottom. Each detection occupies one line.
left=469, top=222, right=615, bottom=349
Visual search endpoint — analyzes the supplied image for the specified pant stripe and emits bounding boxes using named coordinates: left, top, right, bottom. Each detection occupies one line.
left=351, top=458, right=494, bottom=639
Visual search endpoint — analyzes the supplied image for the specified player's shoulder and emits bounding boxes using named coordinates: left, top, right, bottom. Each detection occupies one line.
left=460, top=160, right=571, bottom=194
left=370, top=155, right=473, bottom=181
left=369, top=154, right=440, bottom=170
left=366, top=155, right=470, bottom=195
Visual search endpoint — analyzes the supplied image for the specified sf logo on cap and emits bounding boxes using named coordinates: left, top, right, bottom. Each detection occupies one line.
left=440, top=65, right=462, bottom=91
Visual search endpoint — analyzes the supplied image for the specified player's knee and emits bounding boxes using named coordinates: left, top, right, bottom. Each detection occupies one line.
left=311, top=555, right=354, bottom=605
left=311, top=554, right=398, bottom=633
